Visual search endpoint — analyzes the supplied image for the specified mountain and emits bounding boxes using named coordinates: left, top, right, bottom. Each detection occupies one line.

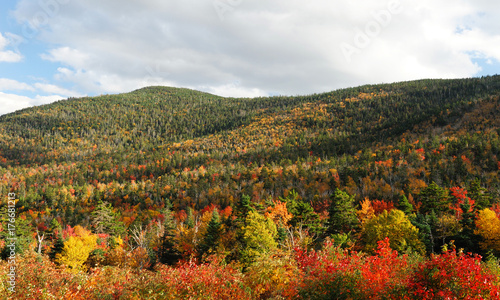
left=1, top=76, right=499, bottom=219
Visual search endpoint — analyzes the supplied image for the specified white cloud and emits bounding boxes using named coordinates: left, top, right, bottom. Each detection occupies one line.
left=0, top=33, right=23, bottom=63
left=8, top=0, right=500, bottom=98
left=0, top=92, right=63, bottom=116
left=0, top=78, right=34, bottom=92
left=33, top=82, right=82, bottom=97
left=0, top=78, right=83, bottom=115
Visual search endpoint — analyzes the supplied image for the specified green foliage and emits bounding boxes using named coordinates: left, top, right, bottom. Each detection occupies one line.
left=90, top=200, right=125, bottom=236
left=157, top=209, right=181, bottom=266
left=282, top=191, right=322, bottom=234
left=198, top=209, right=221, bottom=257
left=418, top=182, right=450, bottom=215
left=328, top=189, right=358, bottom=234
left=468, top=178, right=491, bottom=210
left=397, top=194, right=413, bottom=216
left=241, top=211, right=278, bottom=265
left=49, top=233, right=65, bottom=261
left=0, top=207, right=32, bottom=260
left=412, top=212, right=439, bottom=254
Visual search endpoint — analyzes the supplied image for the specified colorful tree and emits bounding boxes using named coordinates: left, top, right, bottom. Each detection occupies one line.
left=56, top=225, right=97, bottom=272
left=475, top=208, right=500, bottom=253
left=361, top=209, right=425, bottom=254
left=241, top=211, right=278, bottom=265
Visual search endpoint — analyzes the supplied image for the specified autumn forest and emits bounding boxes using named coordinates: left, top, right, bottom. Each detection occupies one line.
left=1, top=76, right=500, bottom=299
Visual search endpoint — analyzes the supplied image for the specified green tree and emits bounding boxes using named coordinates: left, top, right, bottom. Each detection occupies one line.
left=418, top=182, right=450, bottom=215
left=284, top=191, right=322, bottom=234
left=397, top=194, right=413, bottom=216
left=0, top=206, right=32, bottom=260
left=157, top=208, right=181, bottom=265
left=454, top=199, right=481, bottom=254
left=328, top=189, right=358, bottom=234
left=198, top=209, right=222, bottom=257
left=90, top=200, right=126, bottom=236
left=236, top=194, right=254, bottom=226
left=241, top=211, right=277, bottom=266
left=49, top=232, right=65, bottom=261
left=412, top=211, right=439, bottom=253
left=468, top=179, right=491, bottom=210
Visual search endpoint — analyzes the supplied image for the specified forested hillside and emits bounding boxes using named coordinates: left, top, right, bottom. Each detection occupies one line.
left=1, top=76, right=500, bottom=299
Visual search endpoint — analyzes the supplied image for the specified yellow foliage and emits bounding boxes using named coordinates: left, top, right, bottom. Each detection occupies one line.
left=357, top=197, right=375, bottom=224
left=475, top=208, right=500, bottom=252
left=56, top=227, right=97, bottom=272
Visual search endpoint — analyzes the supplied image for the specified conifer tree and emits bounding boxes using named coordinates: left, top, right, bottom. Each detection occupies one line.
left=49, top=233, right=65, bottom=261
left=91, top=200, right=125, bottom=237
left=397, top=194, right=413, bottom=216
left=418, top=182, right=450, bottom=215
left=157, top=208, right=181, bottom=265
left=198, top=209, right=221, bottom=257
left=328, top=189, right=358, bottom=234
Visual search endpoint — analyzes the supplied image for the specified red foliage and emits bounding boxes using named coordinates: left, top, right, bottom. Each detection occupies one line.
left=449, top=186, right=475, bottom=219
left=371, top=200, right=395, bottom=215
left=292, top=238, right=410, bottom=299
left=201, top=203, right=219, bottom=215
left=407, top=250, right=500, bottom=299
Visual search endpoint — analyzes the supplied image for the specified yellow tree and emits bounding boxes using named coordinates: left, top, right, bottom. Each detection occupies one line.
left=56, top=225, right=97, bottom=272
left=474, top=208, right=500, bottom=252
left=361, top=209, right=425, bottom=254
left=357, top=197, right=375, bottom=224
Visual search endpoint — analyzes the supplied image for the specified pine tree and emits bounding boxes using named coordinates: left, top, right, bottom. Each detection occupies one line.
left=454, top=198, right=481, bottom=254
left=198, top=209, right=221, bottom=258
left=328, top=189, right=358, bottom=234
left=0, top=206, right=32, bottom=259
left=157, top=208, right=181, bottom=265
left=397, top=194, right=413, bottom=216
left=468, top=178, right=491, bottom=210
left=418, top=182, right=450, bottom=215
left=49, top=233, right=65, bottom=261
left=90, top=200, right=125, bottom=236
left=236, top=194, right=254, bottom=226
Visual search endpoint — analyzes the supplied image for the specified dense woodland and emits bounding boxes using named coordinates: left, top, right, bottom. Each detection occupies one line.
left=1, top=76, right=500, bottom=299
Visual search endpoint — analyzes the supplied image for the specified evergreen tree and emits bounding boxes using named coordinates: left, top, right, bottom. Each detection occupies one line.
left=397, top=194, right=413, bottom=216
left=0, top=206, right=32, bottom=259
left=198, top=209, right=221, bottom=258
left=49, top=233, right=65, bottom=261
left=285, top=191, right=322, bottom=234
left=90, top=200, right=126, bottom=236
left=157, top=208, right=181, bottom=266
left=454, top=199, right=481, bottom=254
left=468, top=178, right=491, bottom=210
left=236, top=194, right=254, bottom=226
left=328, top=189, right=358, bottom=234
left=418, top=182, right=450, bottom=215
left=412, top=211, right=438, bottom=254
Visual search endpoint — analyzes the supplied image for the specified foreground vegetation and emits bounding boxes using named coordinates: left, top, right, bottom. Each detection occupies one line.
left=1, top=75, right=500, bottom=298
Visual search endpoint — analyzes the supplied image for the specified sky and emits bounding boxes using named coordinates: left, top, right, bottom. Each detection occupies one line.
left=0, top=0, right=499, bottom=116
